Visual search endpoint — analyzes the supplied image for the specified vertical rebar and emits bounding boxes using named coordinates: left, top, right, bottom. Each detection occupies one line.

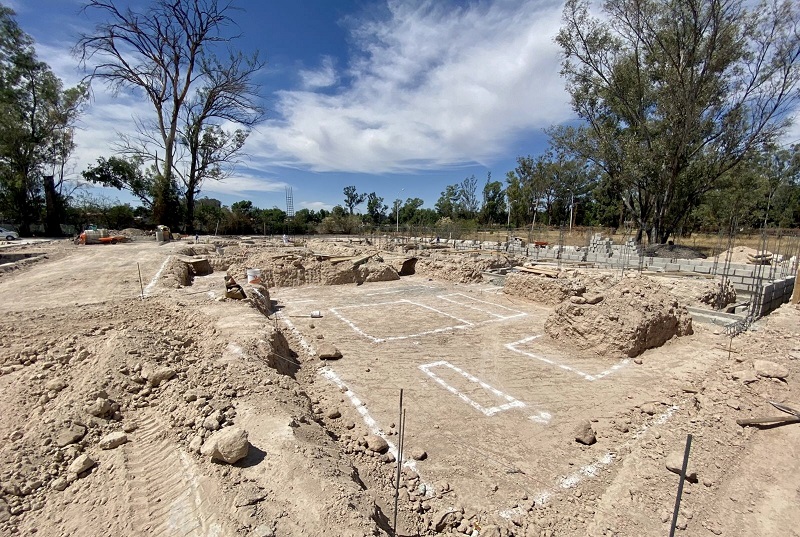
left=393, top=389, right=404, bottom=536
left=669, top=433, right=693, bottom=537
left=137, top=263, right=144, bottom=300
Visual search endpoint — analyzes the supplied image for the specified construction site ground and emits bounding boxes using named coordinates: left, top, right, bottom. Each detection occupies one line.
left=0, top=237, right=799, bottom=537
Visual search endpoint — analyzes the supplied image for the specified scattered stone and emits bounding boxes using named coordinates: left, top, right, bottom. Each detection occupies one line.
left=122, top=421, right=139, bottom=433
left=731, top=370, right=758, bottom=384
left=666, top=451, right=698, bottom=482
left=345, top=421, right=356, bottom=430
left=633, top=358, right=643, bottom=365
left=233, top=484, right=267, bottom=507
left=641, top=402, right=658, bottom=415
left=45, top=378, right=67, bottom=392
left=142, top=364, right=177, bottom=387
left=99, top=431, right=128, bottom=450
left=432, top=509, right=461, bottom=532
left=575, top=420, right=597, bottom=445
left=68, top=454, right=96, bottom=475
left=317, top=342, right=343, bottom=360
left=326, top=409, right=341, bottom=419
left=250, top=525, right=274, bottom=537
left=86, top=398, right=113, bottom=418
left=55, top=423, right=87, bottom=447
left=50, top=478, right=69, bottom=492
left=201, top=427, right=250, bottom=464
left=753, top=360, right=789, bottom=379
left=364, top=434, right=389, bottom=454
left=411, top=448, right=428, bottom=461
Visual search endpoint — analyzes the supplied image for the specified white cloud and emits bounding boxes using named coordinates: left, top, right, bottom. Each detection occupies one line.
left=299, top=56, right=338, bottom=89
left=203, top=174, right=287, bottom=196
left=249, top=0, right=569, bottom=174
left=299, top=201, right=334, bottom=211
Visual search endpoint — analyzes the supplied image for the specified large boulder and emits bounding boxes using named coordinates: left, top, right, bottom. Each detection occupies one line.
left=200, top=426, right=250, bottom=464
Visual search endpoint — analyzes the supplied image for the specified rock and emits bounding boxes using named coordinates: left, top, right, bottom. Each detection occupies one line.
left=50, top=478, right=69, bottom=492
left=575, top=420, right=597, bottom=445
left=202, top=411, right=222, bottom=431
left=68, top=454, right=96, bottom=475
left=326, top=409, right=341, bottom=419
left=142, top=364, right=176, bottom=387
left=188, top=434, right=204, bottom=454
left=666, top=451, right=698, bottom=482
left=432, top=509, right=461, bottom=532
left=731, top=369, right=758, bottom=384
left=640, top=402, right=658, bottom=415
left=99, top=431, right=128, bottom=450
left=411, top=448, right=428, bottom=461
left=753, top=360, right=789, bottom=379
left=569, top=296, right=587, bottom=304
left=317, top=342, right=343, bottom=360
left=200, top=426, right=249, bottom=464
left=585, top=294, right=604, bottom=305
left=250, top=525, right=274, bottom=537
left=45, top=379, right=67, bottom=392
left=86, top=398, right=113, bottom=418
left=345, top=421, right=355, bottom=430
left=55, top=423, right=87, bottom=447
left=233, top=484, right=267, bottom=507
left=364, top=434, right=389, bottom=453
left=122, top=421, right=139, bottom=433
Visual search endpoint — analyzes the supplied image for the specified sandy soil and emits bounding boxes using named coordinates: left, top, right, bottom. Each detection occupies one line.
left=0, top=238, right=798, bottom=536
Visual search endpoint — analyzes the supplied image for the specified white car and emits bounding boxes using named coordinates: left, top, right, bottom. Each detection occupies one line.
left=0, top=226, right=19, bottom=240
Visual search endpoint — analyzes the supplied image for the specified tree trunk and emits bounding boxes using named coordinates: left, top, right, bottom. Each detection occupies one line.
left=43, top=175, right=62, bottom=236
left=185, top=188, right=195, bottom=234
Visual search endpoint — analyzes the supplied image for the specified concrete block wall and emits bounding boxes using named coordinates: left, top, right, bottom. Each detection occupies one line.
left=756, top=276, right=796, bottom=316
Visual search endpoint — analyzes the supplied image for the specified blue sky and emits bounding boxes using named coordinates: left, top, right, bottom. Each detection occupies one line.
left=6, top=2, right=600, bottom=213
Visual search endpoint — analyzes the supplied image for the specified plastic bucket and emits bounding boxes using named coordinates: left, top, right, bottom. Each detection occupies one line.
left=155, top=230, right=164, bottom=242
left=246, top=269, right=262, bottom=284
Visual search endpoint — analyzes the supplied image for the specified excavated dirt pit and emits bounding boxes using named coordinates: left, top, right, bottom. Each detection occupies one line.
left=0, top=238, right=798, bottom=537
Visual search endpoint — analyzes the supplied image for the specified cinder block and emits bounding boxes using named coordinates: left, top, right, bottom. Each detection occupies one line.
left=692, top=266, right=711, bottom=274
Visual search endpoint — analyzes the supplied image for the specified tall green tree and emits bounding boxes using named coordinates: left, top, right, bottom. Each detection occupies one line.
left=365, top=192, right=387, bottom=225
left=77, top=0, right=264, bottom=231
left=0, top=6, right=87, bottom=235
left=343, top=185, right=366, bottom=214
left=479, top=173, right=506, bottom=225
left=554, top=0, right=800, bottom=243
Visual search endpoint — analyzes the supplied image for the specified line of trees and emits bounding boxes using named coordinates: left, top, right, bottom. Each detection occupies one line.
left=1, top=0, right=798, bottom=241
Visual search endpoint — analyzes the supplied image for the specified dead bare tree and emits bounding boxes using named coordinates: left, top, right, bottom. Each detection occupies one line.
left=75, top=0, right=264, bottom=230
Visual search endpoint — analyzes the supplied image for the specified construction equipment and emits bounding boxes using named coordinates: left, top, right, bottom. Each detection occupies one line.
left=77, top=229, right=127, bottom=245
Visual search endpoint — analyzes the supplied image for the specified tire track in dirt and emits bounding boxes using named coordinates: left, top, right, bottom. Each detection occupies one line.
left=123, top=413, right=230, bottom=536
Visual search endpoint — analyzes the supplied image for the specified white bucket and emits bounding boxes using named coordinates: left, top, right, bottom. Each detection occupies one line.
left=246, top=269, right=262, bottom=284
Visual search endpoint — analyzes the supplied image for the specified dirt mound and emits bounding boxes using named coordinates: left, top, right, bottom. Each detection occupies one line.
left=644, top=243, right=706, bottom=259
left=415, top=252, right=518, bottom=283
left=545, top=276, right=693, bottom=357
left=653, top=275, right=737, bottom=308
left=716, top=245, right=774, bottom=265
left=503, top=270, right=616, bottom=305
left=227, top=248, right=400, bottom=288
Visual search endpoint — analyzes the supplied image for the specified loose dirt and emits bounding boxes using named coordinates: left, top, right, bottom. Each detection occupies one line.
left=0, top=237, right=798, bottom=536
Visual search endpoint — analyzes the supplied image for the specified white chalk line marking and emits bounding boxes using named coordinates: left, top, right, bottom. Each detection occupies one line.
left=142, top=255, right=172, bottom=297
left=437, top=293, right=527, bottom=319
left=418, top=361, right=548, bottom=422
left=365, top=285, right=437, bottom=296
left=319, top=366, right=429, bottom=490
left=330, top=294, right=528, bottom=343
left=505, top=335, right=629, bottom=382
left=276, top=312, right=316, bottom=357
left=330, top=299, right=473, bottom=343
left=500, top=405, right=680, bottom=519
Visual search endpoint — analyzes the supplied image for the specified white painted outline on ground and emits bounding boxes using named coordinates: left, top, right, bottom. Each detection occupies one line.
left=330, top=299, right=473, bottom=343
left=365, top=284, right=438, bottom=296
left=276, top=312, right=316, bottom=357
left=142, top=255, right=172, bottom=297
left=499, top=405, right=680, bottom=519
left=505, top=335, right=629, bottom=382
left=436, top=293, right=527, bottom=320
left=319, top=366, right=426, bottom=482
left=330, top=294, right=526, bottom=343
left=418, top=361, right=549, bottom=423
